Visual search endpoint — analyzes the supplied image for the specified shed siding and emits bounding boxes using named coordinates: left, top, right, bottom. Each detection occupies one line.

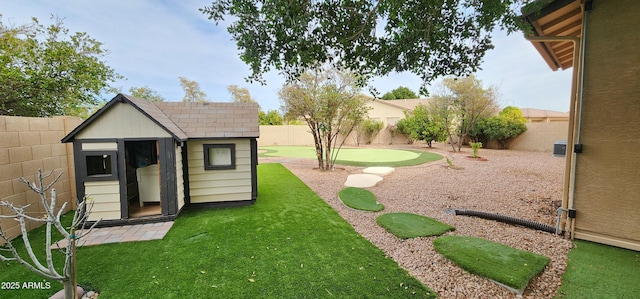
left=75, top=102, right=171, bottom=139
left=573, top=0, right=640, bottom=250
left=187, top=139, right=252, bottom=203
left=176, top=146, right=185, bottom=210
left=84, top=180, right=120, bottom=221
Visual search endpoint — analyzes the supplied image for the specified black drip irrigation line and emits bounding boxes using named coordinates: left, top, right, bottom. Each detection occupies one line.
left=451, top=209, right=559, bottom=234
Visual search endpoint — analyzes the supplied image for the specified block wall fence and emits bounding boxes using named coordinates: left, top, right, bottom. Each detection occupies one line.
left=258, top=122, right=570, bottom=151
left=1, top=116, right=568, bottom=245
left=0, top=116, right=82, bottom=245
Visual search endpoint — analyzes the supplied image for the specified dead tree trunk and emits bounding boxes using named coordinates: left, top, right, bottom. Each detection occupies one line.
left=0, top=169, right=98, bottom=299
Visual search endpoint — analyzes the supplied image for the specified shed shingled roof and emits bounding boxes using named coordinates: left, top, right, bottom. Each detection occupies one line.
left=62, top=94, right=259, bottom=142
left=155, top=101, right=259, bottom=138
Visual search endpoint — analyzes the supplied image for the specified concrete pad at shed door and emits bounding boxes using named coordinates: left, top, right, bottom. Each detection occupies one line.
left=344, top=174, right=383, bottom=188
left=362, top=167, right=395, bottom=176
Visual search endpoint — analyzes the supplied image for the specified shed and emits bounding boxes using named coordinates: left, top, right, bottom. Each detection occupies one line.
left=62, top=94, right=260, bottom=226
left=523, top=0, right=640, bottom=251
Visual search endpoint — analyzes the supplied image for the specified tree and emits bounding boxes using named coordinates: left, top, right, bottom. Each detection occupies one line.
left=201, top=1, right=531, bottom=91
left=381, top=86, right=418, bottom=100
left=470, top=106, right=527, bottom=149
left=227, top=84, right=257, bottom=104
left=258, top=109, right=283, bottom=125
left=432, top=75, right=499, bottom=152
left=351, top=118, right=383, bottom=145
left=279, top=67, right=369, bottom=171
left=0, top=170, right=98, bottom=299
left=128, top=86, right=165, bottom=102
left=396, top=104, right=446, bottom=147
left=0, top=15, right=121, bottom=117
left=178, top=77, right=208, bottom=102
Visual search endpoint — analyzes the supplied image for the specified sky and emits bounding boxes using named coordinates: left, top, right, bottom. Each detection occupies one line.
left=2, top=0, right=573, bottom=113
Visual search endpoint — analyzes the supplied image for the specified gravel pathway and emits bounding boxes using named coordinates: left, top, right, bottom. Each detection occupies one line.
left=260, top=143, right=573, bottom=298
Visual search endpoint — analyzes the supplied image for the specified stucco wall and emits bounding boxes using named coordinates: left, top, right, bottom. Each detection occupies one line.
left=572, top=0, right=640, bottom=250
left=0, top=116, right=82, bottom=245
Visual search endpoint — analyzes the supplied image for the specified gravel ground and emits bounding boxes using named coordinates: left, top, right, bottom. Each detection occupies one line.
left=260, top=143, right=573, bottom=298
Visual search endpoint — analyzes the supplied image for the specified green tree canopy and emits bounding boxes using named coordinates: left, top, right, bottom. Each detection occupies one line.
left=470, top=106, right=527, bottom=149
left=0, top=15, right=121, bottom=117
left=178, top=77, right=208, bottom=102
left=279, top=66, right=369, bottom=171
left=258, top=109, right=283, bottom=125
left=396, top=104, right=446, bottom=147
left=431, top=75, right=499, bottom=152
left=201, top=1, right=532, bottom=90
left=128, top=86, right=165, bottom=102
left=381, top=86, right=418, bottom=100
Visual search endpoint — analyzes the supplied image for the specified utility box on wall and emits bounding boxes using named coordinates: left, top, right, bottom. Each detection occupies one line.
left=553, top=140, right=567, bottom=157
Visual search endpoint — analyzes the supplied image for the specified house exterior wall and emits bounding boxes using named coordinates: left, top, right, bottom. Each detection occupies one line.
left=572, top=0, right=640, bottom=250
left=187, top=139, right=253, bottom=203
left=176, top=146, right=185, bottom=210
left=0, top=116, right=81, bottom=246
left=367, top=100, right=410, bottom=145
left=75, top=102, right=171, bottom=139
left=85, top=180, right=120, bottom=221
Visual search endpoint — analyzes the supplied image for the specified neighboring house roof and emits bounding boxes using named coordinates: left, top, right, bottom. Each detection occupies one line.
left=372, top=98, right=432, bottom=112
left=522, top=0, right=584, bottom=71
left=62, top=94, right=259, bottom=142
left=519, top=108, right=569, bottom=120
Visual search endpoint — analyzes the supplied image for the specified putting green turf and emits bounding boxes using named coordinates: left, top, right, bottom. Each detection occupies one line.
left=259, top=146, right=441, bottom=167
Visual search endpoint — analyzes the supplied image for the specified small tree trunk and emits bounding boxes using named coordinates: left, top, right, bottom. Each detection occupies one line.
left=62, top=279, right=75, bottom=299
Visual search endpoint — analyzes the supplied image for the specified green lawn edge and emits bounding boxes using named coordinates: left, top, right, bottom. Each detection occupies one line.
left=555, top=240, right=640, bottom=298
left=338, top=187, right=384, bottom=212
left=0, top=163, right=433, bottom=298
left=259, top=146, right=442, bottom=167
left=377, top=213, right=455, bottom=239
left=433, top=235, right=549, bottom=291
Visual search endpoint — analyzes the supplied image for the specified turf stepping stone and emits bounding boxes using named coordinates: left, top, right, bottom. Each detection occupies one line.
left=376, top=212, right=455, bottom=239
left=338, top=187, right=384, bottom=212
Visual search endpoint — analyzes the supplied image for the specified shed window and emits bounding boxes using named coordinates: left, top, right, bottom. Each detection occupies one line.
left=84, top=151, right=118, bottom=181
left=204, top=144, right=235, bottom=170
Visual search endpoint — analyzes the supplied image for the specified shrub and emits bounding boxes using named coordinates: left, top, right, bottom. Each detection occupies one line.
left=470, top=142, right=482, bottom=158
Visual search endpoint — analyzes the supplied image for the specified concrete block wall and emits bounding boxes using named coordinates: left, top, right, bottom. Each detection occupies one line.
left=259, top=122, right=569, bottom=150
left=510, top=122, right=569, bottom=152
left=0, top=116, right=82, bottom=245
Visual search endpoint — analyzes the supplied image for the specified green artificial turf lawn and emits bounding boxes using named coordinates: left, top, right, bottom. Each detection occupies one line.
left=338, top=187, right=384, bottom=212
left=555, top=240, right=640, bottom=299
left=0, top=164, right=434, bottom=298
left=376, top=213, right=455, bottom=239
left=259, top=146, right=442, bottom=167
left=433, top=236, right=549, bottom=291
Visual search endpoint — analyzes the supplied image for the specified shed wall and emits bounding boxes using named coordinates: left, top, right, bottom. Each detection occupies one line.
left=75, top=103, right=171, bottom=139
left=85, top=180, right=120, bottom=221
left=187, top=139, right=252, bottom=203
left=573, top=0, right=640, bottom=250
